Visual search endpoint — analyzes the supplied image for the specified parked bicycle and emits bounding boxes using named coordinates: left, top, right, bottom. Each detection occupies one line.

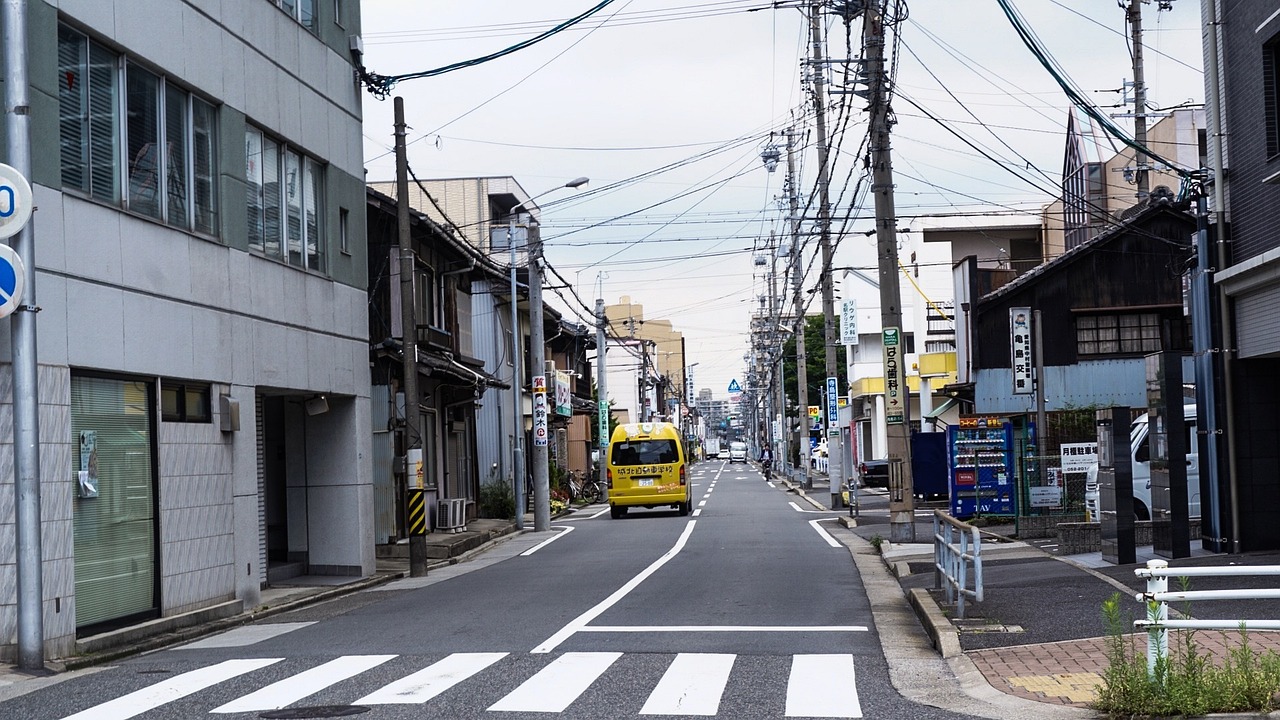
left=567, top=470, right=607, bottom=505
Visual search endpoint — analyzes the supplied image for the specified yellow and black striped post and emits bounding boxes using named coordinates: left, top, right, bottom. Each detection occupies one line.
left=407, top=488, right=428, bottom=536
left=407, top=488, right=428, bottom=577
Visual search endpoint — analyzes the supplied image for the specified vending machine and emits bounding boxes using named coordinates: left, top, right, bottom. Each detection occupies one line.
left=948, top=415, right=1017, bottom=518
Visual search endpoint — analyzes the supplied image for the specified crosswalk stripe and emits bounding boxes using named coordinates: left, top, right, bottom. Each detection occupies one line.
left=355, top=652, right=507, bottom=705
left=210, top=654, right=396, bottom=713
left=640, top=653, right=734, bottom=716
left=785, top=654, right=861, bottom=718
left=59, top=658, right=282, bottom=720
left=487, top=652, right=621, bottom=713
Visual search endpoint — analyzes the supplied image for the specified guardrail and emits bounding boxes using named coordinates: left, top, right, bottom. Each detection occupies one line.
left=1134, top=559, right=1280, bottom=676
left=933, top=510, right=984, bottom=619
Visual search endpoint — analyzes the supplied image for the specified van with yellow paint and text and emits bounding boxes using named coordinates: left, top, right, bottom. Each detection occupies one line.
left=606, top=422, right=690, bottom=518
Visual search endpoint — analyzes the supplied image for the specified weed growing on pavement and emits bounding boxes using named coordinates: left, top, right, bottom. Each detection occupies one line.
left=1094, top=591, right=1280, bottom=716
left=869, top=535, right=883, bottom=553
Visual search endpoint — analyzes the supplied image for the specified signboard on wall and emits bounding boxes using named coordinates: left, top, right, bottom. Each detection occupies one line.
left=840, top=299, right=858, bottom=345
left=554, top=370, right=572, bottom=417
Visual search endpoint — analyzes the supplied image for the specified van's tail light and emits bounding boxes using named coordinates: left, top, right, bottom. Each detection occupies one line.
left=606, top=468, right=613, bottom=489
left=679, top=465, right=687, bottom=486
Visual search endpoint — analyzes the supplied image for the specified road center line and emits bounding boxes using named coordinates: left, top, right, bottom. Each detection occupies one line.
left=532, top=520, right=698, bottom=654
left=692, top=509, right=702, bottom=517
left=520, top=525, right=575, bottom=556
left=580, top=625, right=868, bottom=633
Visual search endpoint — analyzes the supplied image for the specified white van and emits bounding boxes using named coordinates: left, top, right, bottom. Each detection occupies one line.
left=728, top=441, right=748, bottom=463
left=1084, top=404, right=1199, bottom=521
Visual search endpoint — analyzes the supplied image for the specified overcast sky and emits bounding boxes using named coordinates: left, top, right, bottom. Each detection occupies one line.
left=358, top=0, right=1205, bottom=399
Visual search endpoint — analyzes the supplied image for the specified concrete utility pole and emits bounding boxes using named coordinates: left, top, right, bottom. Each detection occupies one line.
left=5, top=0, right=45, bottom=669
left=1126, top=0, right=1150, bottom=199
left=393, top=97, right=427, bottom=577
left=808, top=0, right=843, bottom=505
left=595, top=296, right=609, bottom=493
left=785, top=128, right=811, bottom=488
left=863, top=1, right=915, bottom=542
left=529, top=235, right=551, bottom=532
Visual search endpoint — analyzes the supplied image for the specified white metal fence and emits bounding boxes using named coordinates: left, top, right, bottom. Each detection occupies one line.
left=1135, top=559, right=1280, bottom=676
left=933, top=510, right=984, bottom=619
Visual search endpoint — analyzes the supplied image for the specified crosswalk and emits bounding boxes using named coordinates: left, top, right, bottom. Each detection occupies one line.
left=57, top=651, right=864, bottom=719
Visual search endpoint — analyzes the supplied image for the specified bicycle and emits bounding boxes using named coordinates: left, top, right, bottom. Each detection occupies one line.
left=568, top=470, right=606, bottom=504
left=760, top=458, right=772, bottom=481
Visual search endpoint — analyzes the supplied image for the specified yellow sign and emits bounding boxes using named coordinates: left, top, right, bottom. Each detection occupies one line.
left=808, top=405, right=821, bottom=419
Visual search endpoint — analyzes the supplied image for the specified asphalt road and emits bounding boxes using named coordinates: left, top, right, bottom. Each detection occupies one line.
left=2, top=461, right=982, bottom=719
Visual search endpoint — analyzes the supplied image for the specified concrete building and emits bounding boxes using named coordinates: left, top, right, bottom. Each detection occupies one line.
left=1, top=0, right=370, bottom=659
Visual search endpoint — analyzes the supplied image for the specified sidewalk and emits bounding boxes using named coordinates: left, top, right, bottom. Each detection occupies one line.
left=2, top=516, right=523, bottom=679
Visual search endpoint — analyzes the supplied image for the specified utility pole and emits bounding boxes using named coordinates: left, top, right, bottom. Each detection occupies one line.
left=809, top=0, right=843, bottom=504
left=529, top=227, right=551, bottom=531
left=393, top=98, right=427, bottom=576
left=5, top=0, right=45, bottom=669
left=1126, top=0, right=1150, bottom=199
left=863, top=1, right=914, bottom=542
left=785, top=128, right=811, bottom=488
left=595, top=296, right=609, bottom=494
left=769, top=233, right=785, bottom=466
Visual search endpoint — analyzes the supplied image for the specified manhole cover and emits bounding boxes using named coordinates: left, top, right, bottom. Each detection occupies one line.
left=259, top=706, right=370, bottom=719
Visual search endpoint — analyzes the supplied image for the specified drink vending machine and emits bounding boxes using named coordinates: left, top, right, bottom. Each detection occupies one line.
left=947, top=415, right=1016, bottom=518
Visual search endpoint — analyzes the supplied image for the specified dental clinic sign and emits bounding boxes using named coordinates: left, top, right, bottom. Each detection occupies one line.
left=0, top=164, right=33, bottom=241
left=882, top=327, right=904, bottom=425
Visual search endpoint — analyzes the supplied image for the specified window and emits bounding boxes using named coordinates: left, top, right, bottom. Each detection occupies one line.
left=160, top=382, right=211, bottom=423
left=338, top=207, right=349, bottom=254
left=58, top=25, right=218, bottom=234
left=269, top=0, right=317, bottom=31
left=245, top=127, right=325, bottom=271
left=1076, top=313, right=1162, bottom=356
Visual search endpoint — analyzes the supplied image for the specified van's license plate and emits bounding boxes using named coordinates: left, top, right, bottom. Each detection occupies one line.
left=637, top=478, right=655, bottom=487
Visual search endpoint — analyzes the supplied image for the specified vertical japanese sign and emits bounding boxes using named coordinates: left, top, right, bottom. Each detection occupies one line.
left=598, top=400, right=609, bottom=448
left=840, top=299, right=858, bottom=345
left=532, top=375, right=549, bottom=447
left=826, top=377, right=839, bottom=437
left=882, top=327, right=904, bottom=424
left=1010, top=307, right=1033, bottom=395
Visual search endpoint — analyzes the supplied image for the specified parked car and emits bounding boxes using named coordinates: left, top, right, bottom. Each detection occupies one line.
left=859, top=459, right=890, bottom=488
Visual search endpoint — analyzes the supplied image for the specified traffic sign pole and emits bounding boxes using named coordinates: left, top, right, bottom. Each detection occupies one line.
left=4, top=0, right=45, bottom=670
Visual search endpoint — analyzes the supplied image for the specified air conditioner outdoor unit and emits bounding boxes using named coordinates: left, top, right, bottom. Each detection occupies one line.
left=436, top=498, right=468, bottom=533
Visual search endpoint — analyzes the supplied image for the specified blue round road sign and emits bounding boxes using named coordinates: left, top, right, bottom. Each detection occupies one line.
left=0, top=245, right=26, bottom=319
left=0, top=164, right=33, bottom=240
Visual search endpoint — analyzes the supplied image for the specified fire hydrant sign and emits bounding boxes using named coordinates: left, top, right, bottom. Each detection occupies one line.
left=0, top=164, right=33, bottom=240
left=532, top=375, right=549, bottom=447
left=882, top=327, right=904, bottom=424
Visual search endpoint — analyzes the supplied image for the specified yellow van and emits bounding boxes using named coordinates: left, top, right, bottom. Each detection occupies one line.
left=606, top=422, right=689, bottom=518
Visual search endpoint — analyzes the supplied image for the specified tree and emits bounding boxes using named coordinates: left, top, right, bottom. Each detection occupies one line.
left=780, top=314, right=848, bottom=417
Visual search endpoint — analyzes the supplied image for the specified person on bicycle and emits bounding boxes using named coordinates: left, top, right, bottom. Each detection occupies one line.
left=758, top=446, right=773, bottom=479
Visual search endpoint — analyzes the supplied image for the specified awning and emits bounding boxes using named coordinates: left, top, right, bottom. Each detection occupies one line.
left=923, top=397, right=959, bottom=420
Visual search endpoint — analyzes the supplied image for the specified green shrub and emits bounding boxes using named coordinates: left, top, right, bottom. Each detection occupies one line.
left=478, top=481, right=515, bottom=519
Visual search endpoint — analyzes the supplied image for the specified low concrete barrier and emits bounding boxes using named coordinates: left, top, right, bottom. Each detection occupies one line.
left=1056, top=518, right=1202, bottom=554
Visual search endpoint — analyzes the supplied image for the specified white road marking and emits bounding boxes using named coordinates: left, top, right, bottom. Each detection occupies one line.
left=693, top=509, right=702, bottom=517
left=356, top=652, right=507, bottom=704
left=640, top=653, right=734, bottom=716
left=698, top=500, right=707, bottom=507
left=808, top=518, right=841, bottom=547
left=520, top=525, right=575, bottom=556
left=587, top=506, right=611, bottom=519
left=767, top=481, right=775, bottom=488
left=180, top=622, right=315, bottom=649
left=788, top=501, right=848, bottom=515
left=533, top=521, right=698, bottom=653
left=211, top=655, right=395, bottom=713
left=580, top=625, right=868, bottom=633
left=785, top=654, right=862, bottom=717
left=60, top=658, right=282, bottom=720
left=488, top=652, right=621, bottom=712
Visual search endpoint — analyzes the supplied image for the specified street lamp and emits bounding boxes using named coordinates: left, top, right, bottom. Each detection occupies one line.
left=509, top=176, right=588, bottom=532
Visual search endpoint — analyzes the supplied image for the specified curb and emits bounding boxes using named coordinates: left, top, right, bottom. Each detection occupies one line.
left=906, top=586, right=962, bottom=658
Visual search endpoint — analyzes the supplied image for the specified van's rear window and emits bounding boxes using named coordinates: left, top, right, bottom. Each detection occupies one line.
left=611, top=440, right=679, bottom=466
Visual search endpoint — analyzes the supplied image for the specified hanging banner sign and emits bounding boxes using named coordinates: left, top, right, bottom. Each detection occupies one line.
left=826, top=376, right=839, bottom=436
left=598, top=400, right=609, bottom=448
left=1010, top=307, right=1033, bottom=395
left=840, top=299, right=858, bottom=345
left=554, top=370, right=572, bottom=417
left=883, top=327, right=905, bottom=424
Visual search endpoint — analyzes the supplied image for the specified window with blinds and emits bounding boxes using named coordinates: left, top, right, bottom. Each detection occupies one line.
left=57, top=24, right=219, bottom=235
left=71, top=376, right=157, bottom=629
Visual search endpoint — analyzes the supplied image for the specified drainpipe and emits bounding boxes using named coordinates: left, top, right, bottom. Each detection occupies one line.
left=1204, top=0, right=1240, bottom=552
